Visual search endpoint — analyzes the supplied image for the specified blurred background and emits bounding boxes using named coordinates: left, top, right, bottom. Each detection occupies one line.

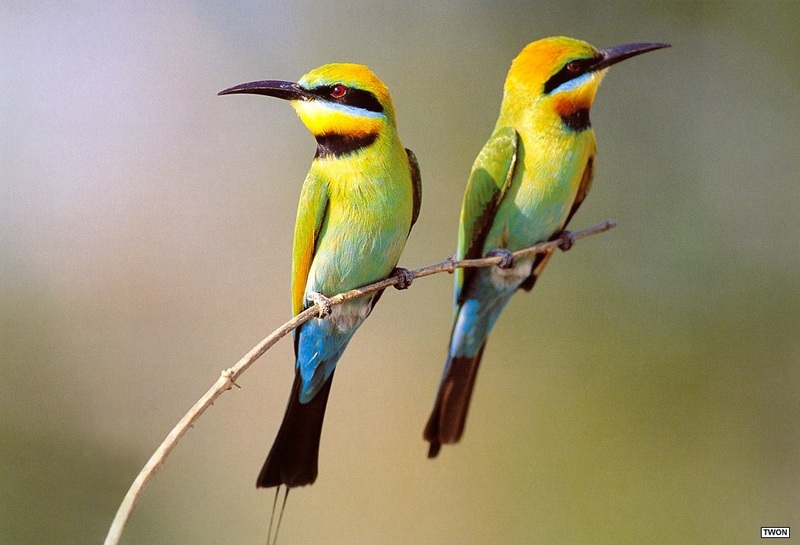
left=2, top=1, right=798, bottom=544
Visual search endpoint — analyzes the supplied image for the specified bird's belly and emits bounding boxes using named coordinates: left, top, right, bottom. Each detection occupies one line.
left=304, top=220, right=405, bottom=337
left=483, top=195, right=569, bottom=254
left=307, top=219, right=407, bottom=295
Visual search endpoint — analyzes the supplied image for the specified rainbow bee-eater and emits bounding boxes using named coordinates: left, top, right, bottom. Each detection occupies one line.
left=220, top=64, right=421, bottom=488
left=424, top=37, right=669, bottom=458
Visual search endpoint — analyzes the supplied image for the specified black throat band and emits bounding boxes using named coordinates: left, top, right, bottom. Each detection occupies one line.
left=315, top=133, right=379, bottom=158
left=561, top=108, right=591, bottom=132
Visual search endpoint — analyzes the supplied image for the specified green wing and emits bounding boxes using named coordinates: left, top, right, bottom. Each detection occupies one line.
left=405, top=148, right=422, bottom=232
left=291, top=173, right=329, bottom=316
left=454, top=126, right=519, bottom=303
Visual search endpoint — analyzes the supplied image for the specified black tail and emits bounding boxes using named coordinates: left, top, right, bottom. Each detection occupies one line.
left=257, top=369, right=335, bottom=488
left=423, top=344, right=486, bottom=458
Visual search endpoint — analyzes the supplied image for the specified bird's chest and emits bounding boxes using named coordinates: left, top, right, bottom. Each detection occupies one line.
left=308, top=174, right=410, bottom=292
left=488, top=131, right=592, bottom=250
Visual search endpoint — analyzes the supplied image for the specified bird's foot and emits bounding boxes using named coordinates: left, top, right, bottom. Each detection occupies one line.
left=308, top=291, right=333, bottom=318
left=391, top=267, right=414, bottom=290
left=556, top=230, right=576, bottom=252
left=486, top=248, right=516, bottom=269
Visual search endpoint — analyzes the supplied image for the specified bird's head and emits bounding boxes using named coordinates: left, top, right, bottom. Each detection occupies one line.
left=219, top=63, right=396, bottom=143
left=502, top=36, right=669, bottom=127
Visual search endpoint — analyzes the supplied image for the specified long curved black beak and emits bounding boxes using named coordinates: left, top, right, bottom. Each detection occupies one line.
left=592, top=42, right=670, bottom=72
left=218, top=80, right=313, bottom=101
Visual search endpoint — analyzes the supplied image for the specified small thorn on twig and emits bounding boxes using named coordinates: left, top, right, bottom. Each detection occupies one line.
left=557, top=230, right=576, bottom=252
left=391, top=267, right=414, bottom=290
left=486, top=248, right=516, bottom=269
left=308, top=291, right=333, bottom=318
left=221, top=368, right=241, bottom=390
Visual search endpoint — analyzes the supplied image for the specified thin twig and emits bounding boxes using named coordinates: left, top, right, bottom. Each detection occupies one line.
left=103, top=219, right=615, bottom=545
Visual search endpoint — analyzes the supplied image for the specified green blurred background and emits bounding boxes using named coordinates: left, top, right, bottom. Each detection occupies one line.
left=2, top=1, right=798, bottom=544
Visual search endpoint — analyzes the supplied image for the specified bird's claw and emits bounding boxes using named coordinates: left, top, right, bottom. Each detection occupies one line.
left=486, top=248, right=516, bottom=269
left=556, top=230, right=576, bottom=252
left=391, top=267, right=414, bottom=290
left=308, top=291, right=333, bottom=318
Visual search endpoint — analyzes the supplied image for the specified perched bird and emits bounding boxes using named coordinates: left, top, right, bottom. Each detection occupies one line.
left=220, top=64, right=421, bottom=488
left=424, top=37, right=669, bottom=458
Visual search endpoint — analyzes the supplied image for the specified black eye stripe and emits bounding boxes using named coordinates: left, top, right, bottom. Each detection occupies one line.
left=309, top=85, right=384, bottom=114
left=543, top=56, right=602, bottom=94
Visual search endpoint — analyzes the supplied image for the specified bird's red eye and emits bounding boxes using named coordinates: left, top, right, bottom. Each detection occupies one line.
left=566, top=61, right=581, bottom=73
left=331, top=84, right=347, bottom=98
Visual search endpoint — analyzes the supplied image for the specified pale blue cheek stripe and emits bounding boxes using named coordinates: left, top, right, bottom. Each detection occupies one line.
left=552, top=72, right=593, bottom=94
left=320, top=100, right=385, bottom=119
